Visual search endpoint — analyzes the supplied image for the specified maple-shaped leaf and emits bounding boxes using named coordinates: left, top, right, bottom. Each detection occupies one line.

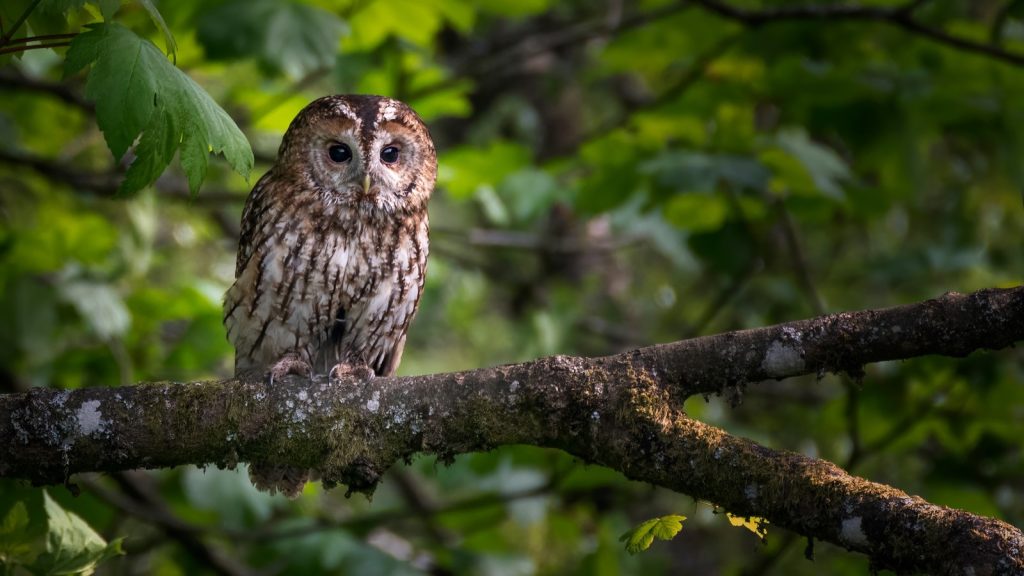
left=64, top=23, right=253, bottom=195
left=619, top=514, right=687, bottom=554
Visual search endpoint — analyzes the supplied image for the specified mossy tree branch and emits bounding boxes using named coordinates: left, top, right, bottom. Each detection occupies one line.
left=2, top=286, right=1023, bottom=574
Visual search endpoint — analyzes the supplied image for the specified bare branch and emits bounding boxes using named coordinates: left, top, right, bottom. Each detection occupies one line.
left=0, top=71, right=93, bottom=111
left=2, top=32, right=77, bottom=46
left=0, top=147, right=246, bottom=206
left=690, top=0, right=1024, bottom=67
left=0, top=41, right=71, bottom=56
left=81, top=474, right=256, bottom=576
left=0, top=0, right=43, bottom=47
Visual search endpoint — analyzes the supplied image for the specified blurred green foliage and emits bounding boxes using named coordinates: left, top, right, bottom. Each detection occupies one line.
left=1, top=0, right=1023, bottom=574
left=0, top=487, right=124, bottom=574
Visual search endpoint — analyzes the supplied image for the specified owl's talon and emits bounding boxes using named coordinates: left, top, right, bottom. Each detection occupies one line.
left=267, top=355, right=313, bottom=386
left=330, top=363, right=375, bottom=383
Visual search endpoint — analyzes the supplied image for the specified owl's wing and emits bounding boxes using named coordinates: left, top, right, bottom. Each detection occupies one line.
left=376, top=334, right=408, bottom=378
left=235, top=171, right=277, bottom=278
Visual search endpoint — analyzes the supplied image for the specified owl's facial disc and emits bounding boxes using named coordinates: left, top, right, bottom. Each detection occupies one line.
left=317, top=138, right=390, bottom=211
left=286, top=95, right=435, bottom=215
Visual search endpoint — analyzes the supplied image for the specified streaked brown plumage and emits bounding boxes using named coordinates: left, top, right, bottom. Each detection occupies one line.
left=223, top=95, right=436, bottom=496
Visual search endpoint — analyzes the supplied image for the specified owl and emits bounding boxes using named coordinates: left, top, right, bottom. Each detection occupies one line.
left=223, top=94, right=437, bottom=496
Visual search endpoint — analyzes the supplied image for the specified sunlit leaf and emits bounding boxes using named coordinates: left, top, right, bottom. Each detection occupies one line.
left=438, top=141, right=532, bottom=199
left=663, top=193, right=729, bottom=232
left=619, top=515, right=686, bottom=554
left=345, top=0, right=443, bottom=49
left=726, top=513, right=769, bottom=540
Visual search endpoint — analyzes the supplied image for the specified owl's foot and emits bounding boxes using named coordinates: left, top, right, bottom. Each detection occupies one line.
left=329, top=362, right=375, bottom=382
left=268, top=355, right=313, bottom=385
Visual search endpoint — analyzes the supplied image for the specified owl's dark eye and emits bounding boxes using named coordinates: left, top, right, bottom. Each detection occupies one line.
left=380, top=146, right=400, bottom=164
left=328, top=143, right=351, bottom=163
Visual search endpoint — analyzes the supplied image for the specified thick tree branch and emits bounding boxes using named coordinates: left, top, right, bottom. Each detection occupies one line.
left=2, top=286, right=1022, bottom=574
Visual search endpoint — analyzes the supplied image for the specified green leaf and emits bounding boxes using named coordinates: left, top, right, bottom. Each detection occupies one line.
left=137, top=0, right=178, bottom=61
left=497, top=168, right=560, bottom=221
left=35, top=0, right=119, bottom=20
left=64, top=23, right=253, bottom=195
left=97, top=0, right=119, bottom=20
left=37, top=0, right=89, bottom=15
left=183, top=467, right=282, bottom=529
left=120, top=108, right=175, bottom=195
left=57, top=273, right=130, bottom=341
left=198, top=0, right=346, bottom=80
left=0, top=1, right=38, bottom=53
left=1, top=503, right=29, bottom=536
left=771, top=129, right=850, bottom=200
left=0, top=502, right=36, bottom=566
left=476, top=0, right=552, bottom=18
left=27, top=491, right=124, bottom=576
left=345, top=0, right=442, bottom=49
left=618, top=514, right=686, bottom=554
left=29, top=0, right=116, bottom=31
left=575, top=130, right=650, bottom=213
left=663, top=193, right=729, bottom=232
left=438, top=141, right=532, bottom=199
left=642, top=151, right=770, bottom=193
left=436, top=0, right=475, bottom=33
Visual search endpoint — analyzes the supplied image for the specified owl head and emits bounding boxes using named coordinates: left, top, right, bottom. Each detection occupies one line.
left=278, top=95, right=437, bottom=216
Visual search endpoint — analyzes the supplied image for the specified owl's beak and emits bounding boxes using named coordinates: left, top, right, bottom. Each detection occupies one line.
left=362, top=174, right=372, bottom=196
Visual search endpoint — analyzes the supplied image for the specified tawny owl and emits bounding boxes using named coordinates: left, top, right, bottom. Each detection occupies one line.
left=223, top=94, right=436, bottom=496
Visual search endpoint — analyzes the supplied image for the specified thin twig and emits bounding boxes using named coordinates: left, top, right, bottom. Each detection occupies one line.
left=388, top=469, right=457, bottom=546
left=771, top=197, right=826, bottom=315
left=739, top=532, right=799, bottom=576
left=0, top=41, right=71, bottom=56
left=223, top=479, right=560, bottom=542
left=0, top=147, right=246, bottom=205
left=689, top=0, right=1024, bottom=67
left=81, top=474, right=258, bottom=576
left=0, top=0, right=43, bottom=47
left=407, top=0, right=693, bottom=100
left=3, top=32, right=77, bottom=45
left=581, top=33, right=741, bottom=148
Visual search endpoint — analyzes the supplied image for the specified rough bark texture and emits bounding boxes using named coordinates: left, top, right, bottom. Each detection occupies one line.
left=2, top=286, right=1023, bottom=574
